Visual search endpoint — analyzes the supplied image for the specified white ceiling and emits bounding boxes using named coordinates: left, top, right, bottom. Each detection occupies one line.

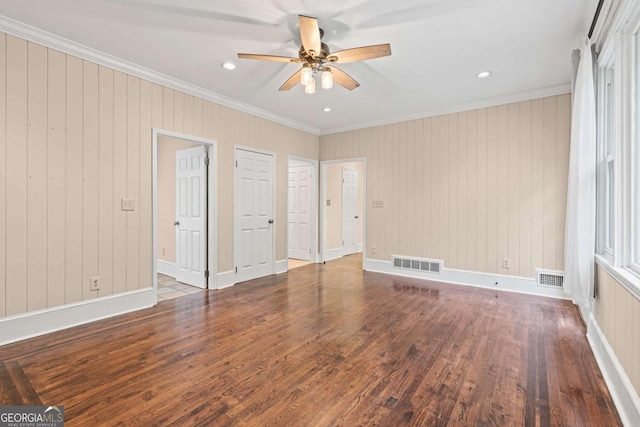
left=0, top=0, right=595, bottom=134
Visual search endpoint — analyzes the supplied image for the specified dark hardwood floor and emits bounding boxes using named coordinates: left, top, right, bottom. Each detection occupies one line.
left=0, top=254, right=621, bottom=426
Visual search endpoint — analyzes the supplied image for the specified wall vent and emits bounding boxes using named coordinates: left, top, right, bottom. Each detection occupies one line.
left=391, top=255, right=443, bottom=274
left=535, top=269, right=564, bottom=288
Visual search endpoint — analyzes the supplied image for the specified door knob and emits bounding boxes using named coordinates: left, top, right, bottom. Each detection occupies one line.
left=268, top=219, right=274, bottom=224
left=174, top=221, right=180, bottom=226
left=355, top=215, right=359, bottom=219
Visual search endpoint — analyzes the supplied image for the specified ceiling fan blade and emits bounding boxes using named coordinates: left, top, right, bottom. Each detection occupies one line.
left=238, top=53, right=301, bottom=63
left=279, top=69, right=302, bottom=91
left=327, top=66, right=360, bottom=91
left=298, top=15, right=321, bottom=57
left=329, top=44, right=392, bottom=64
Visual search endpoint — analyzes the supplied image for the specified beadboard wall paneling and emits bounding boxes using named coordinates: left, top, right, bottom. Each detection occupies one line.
left=320, top=94, right=571, bottom=278
left=0, top=33, right=318, bottom=318
left=595, top=265, right=640, bottom=398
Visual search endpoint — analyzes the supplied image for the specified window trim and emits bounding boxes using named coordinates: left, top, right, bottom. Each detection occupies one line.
left=630, top=21, right=640, bottom=275
left=596, top=48, right=616, bottom=261
left=594, top=1, right=640, bottom=298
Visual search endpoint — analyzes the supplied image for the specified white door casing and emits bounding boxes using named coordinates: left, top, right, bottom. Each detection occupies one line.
left=235, top=148, right=275, bottom=283
left=288, top=163, right=312, bottom=261
left=342, top=167, right=359, bottom=255
left=175, top=145, right=207, bottom=288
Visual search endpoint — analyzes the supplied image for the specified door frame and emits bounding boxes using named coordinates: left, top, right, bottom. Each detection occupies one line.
left=320, top=157, right=367, bottom=268
left=287, top=156, right=320, bottom=264
left=234, top=145, right=277, bottom=280
left=152, top=129, right=218, bottom=295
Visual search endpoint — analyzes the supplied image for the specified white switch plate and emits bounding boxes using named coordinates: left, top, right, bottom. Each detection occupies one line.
left=372, top=200, right=384, bottom=208
left=121, top=198, right=135, bottom=211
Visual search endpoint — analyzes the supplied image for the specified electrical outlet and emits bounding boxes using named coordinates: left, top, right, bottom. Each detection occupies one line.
left=502, top=258, right=510, bottom=269
left=90, top=276, right=100, bottom=291
left=370, top=246, right=376, bottom=255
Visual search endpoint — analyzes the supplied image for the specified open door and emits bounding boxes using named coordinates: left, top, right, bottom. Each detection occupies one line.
left=175, top=145, right=207, bottom=288
left=235, top=148, right=275, bottom=283
left=288, top=162, right=313, bottom=261
left=342, top=167, right=359, bottom=256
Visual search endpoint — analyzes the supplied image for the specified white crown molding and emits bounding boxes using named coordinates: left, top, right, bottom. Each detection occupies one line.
left=320, top=83, right=572, bottom=136
left=0, top=15, right=320, bottom=136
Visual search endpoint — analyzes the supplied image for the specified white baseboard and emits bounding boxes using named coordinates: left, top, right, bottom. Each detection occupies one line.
left=215, top=261, right=287, bottom=291
left=587, top=313, right=640, bottom=426
left=275, top=259, right=288, bottom=275
left=216, top=270, right=235, bottom=290
left=356, top=242, right=363, bottom=252
left=157, top=259, right=177, bottom=277
left=363, top=258, right=568, bottom=299
left=324, top=247, right=344, bottom=262
left=0, top=288, right=156, bottom=346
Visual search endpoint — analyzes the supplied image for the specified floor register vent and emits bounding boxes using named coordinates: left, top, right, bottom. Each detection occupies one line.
left=535, top=269, right=564, bottom=288
left=392, top=255, right=443, bottom=274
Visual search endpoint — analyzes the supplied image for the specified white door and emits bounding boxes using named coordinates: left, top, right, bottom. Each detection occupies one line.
left=342, top=167, right=359, bottom=255
left=235, top=148, right=275, bottom=283
left=175, top=145, right=207, bottom=288
left=288, top=163, right=312, bottom=261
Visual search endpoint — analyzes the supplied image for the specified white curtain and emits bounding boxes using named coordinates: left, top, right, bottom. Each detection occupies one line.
left=564, top=39, right=597, bottom=315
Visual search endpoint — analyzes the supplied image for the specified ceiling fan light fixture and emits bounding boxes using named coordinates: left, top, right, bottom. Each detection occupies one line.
left=301, top=65, right=313, bottom=86
left=305, top=78, right=316, bottom=94
left=321, top=68, right=333, bottom=89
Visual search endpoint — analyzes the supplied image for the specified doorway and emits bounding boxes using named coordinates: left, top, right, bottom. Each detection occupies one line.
left=320, top=159, right=366, bottom=264
left=287, top=157, right=318, bottom=269
left=152, top=129, right=217, bottom=296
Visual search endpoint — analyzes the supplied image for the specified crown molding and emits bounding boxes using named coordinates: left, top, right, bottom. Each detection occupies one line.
left=0, top=15, right=320, bottom=136
left=320, top=83, right=572, bottom=136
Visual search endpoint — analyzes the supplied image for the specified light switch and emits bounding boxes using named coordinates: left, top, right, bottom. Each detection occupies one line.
left=326, top=199, right=331, bottom=206
left=121, top=198, right=135, bottom=211
left=372, top=200, right=384, bottom=208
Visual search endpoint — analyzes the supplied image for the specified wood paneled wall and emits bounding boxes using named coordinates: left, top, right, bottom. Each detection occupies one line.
left=0, top=33, right=319, bottom=318
left=595, top=265, right=640, bottom=397
left=320, top=95, right=571, bottom=278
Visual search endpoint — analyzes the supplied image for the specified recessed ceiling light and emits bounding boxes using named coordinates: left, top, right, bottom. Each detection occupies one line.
left=476, top=71, right=492, bottom=79
left=222, top=62, right=236, bottom=71
left=323, top=107, right=332, bottom=112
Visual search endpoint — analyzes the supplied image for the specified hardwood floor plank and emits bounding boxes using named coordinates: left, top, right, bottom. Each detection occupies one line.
left=0, top=255, right=622, bottom=426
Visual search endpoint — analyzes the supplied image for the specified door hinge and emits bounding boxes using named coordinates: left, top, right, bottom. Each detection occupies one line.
left=235, top=266, right=238, bottom=273
left=205, top=156, right=210, bottom=166
left=204, top=270, right=209, bottom=278
left=235, top=160, right=238, bottom=167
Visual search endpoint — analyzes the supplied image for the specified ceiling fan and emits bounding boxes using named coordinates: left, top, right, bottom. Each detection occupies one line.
left=237, top=15, right=391, bottom=94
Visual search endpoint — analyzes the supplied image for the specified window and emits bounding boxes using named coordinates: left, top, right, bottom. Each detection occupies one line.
left=633, top=30, right=640, bottom=273
left=595, top=5, right=640, bottom=289
left=597, top=65, right=615, bottom=257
